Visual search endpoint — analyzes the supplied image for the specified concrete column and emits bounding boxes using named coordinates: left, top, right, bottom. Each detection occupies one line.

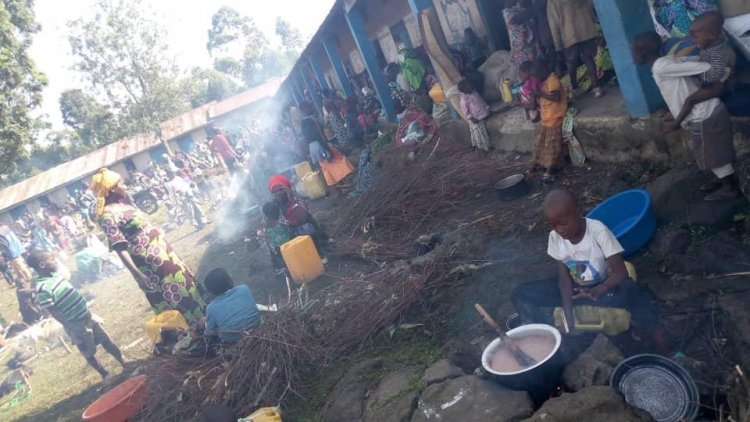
left=300, top=65, right=323, bottom=110
left=594, top=0, right=665, bottom=117
left=345, top=6, right=397, bottom=122
left=475, top=0, right=507, bottom=51
left=308, top=56, right=330, bottom=91
left=323, top=37, right=355, bottom=98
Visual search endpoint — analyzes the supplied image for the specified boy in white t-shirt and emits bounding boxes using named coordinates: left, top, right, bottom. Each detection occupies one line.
left=511, top=190, right=667, bottom=353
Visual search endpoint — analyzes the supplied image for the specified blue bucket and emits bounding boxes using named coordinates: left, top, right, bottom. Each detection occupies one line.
left=587, top=189, right=657, bottom=257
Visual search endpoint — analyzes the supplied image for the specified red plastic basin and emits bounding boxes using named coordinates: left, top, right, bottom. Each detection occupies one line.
left=82, top=375, right=148, bottom=422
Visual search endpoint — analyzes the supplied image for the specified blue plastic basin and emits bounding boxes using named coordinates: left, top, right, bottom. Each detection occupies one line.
left=586, top=189, right=656, bottom=257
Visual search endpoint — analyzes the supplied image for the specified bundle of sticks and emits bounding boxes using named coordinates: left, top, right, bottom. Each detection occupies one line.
left=140, top=256, right=459, bottom=419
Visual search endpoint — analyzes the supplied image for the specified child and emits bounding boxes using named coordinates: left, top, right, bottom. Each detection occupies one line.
left=458, top=78, right=491, bottom=152
left=632, top=31, right=739, bottom=201
left=531, top=60, right=567, bottom=183
left=203, top=268, right=261, bottom=344
left=511, top=190, right=668, bottom=353
left=518, top=60, right=542, bottom=122
left=262, top=202, right=291, bottom=273
left=27, top=250, right=126, bottom=381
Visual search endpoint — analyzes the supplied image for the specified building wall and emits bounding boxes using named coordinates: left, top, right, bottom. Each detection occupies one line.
left=0, top=213, right=13, bottom=227
left=131, top=151, right=152, bottom=172
left=432, top=0, right=486, bottom=47
left=110, top=162, right=129, bottom=181
left=404, top=14, right=423, bottom=46
left=190, top=128, right=208, bottom=145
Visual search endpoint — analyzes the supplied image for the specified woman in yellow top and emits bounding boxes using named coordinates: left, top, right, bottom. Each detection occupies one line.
left=90, top=168, right=206, bottom=323
left=530, top=60, right=568, bottom=183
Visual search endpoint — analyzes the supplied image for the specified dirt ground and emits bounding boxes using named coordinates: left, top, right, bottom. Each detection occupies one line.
left=1, top=134, right=749, bottom=421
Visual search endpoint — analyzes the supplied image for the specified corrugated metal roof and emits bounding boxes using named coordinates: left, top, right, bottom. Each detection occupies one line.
left=0, top=79, right=284, bottom=214
left=0, top=132, right=160, bottom=213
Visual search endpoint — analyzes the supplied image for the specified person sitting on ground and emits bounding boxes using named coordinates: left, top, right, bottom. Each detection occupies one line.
left=632, top=31, right=739, bottom=202
left=511, top=190, right=668, bottom=354
left=262, top=202, right=291, bottom=274
left=458, top=78, right=491, bottom=152
left=203, top=268, right=261, bottom=344
left=27, top=250, right=127, bottom=381
left=461, top=27, right=487, bottom=70
left=517, top=60, right=542, bottom=122
left=529, top=60, right=567, bottom=183
left=268, top=174, right=328, bottom=251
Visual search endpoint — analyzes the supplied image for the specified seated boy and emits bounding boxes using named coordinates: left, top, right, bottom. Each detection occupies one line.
left=27, top=250, right=126, bottom=381
left=511, top=190, right=667, bottom=353
left=262, top=202, right=291, bottom=273
left=203, top=268, right=261, bottom=344
left=632, top=31, right=739, bottom=202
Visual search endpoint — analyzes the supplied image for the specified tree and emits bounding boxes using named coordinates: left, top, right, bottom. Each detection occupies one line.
left=0, top=0, right=48, bottom=185
left=67, top=0, right=190, bottom=143
left=207, top=7, right=303, bottom=88
left=59, top=89, right=119, bottom=148
left=182, top=67, right=242, bottom=108
left=275, top=17, right=303, bottom=51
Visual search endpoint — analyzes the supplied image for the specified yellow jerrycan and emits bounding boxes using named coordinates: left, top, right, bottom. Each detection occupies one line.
left=294, top=161, right=313, bottom=179
left=241, top=406, right=282, bottom=422
left=281, top=235, right=325, bottom=284
left=144, top=310, right=188, bottom=343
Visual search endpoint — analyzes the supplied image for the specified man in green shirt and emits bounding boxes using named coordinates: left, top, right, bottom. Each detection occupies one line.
left=27, top=250, right=126, bottom=381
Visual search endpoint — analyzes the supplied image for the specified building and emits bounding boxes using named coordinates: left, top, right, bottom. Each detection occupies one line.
left=278, top=0, right=682, bottom=122
left=0, top=78, right=283, bottom=225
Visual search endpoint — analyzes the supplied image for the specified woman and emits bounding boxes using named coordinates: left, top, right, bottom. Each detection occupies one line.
left=299, top=102, right=331, bottom=167
left=461, top=28, right=487, bottom=70
left=91, top=168, right=205, bottom=323
left=502, top=0, right=539, bottom=65
left=323, top=98, right=349, bottom=149
left=267, top=174, right=326, bottom=249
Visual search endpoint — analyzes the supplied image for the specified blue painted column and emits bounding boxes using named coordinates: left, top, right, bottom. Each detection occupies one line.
left=345, top=7, right=397, bottom=122
left=300, top=65, right=322, bottom=110
left=292, top=76, right=306, bottom=102
left=308, top=57, right=330, bottom=92
left=323, top=37, right=355, bottom=98
left=594, top=0, right=665, bottom=117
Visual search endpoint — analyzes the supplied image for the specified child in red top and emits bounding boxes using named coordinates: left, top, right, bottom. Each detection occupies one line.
left=518, top=60, right=542, bottom=122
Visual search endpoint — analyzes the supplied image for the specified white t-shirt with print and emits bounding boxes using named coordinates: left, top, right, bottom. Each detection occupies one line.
left=547, top=218, right=624, bottom=287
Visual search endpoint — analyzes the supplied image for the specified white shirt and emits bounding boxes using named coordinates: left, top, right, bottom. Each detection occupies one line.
left=651, top=56, right=720, bottom=128
left=547, top=218, right=624, bottom=287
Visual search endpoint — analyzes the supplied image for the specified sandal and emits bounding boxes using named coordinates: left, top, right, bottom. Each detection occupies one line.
left=700, top=180, right=723, bottom=192
left=704, top=189, right=739, bottom=202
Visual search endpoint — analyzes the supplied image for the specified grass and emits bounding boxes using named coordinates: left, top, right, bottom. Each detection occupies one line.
left=0, top=206, right=214, bottom=421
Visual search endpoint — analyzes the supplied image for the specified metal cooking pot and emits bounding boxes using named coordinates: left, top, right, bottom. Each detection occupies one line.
left=495, top=174, right=530, bottom=201
left=481, top=324, right=563, bottom=405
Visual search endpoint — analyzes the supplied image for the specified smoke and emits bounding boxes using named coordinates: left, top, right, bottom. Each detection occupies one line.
left=212, top=96, right=295, bottom=243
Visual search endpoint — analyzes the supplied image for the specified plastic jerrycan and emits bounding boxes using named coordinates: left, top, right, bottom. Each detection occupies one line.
left=144, top=310, right=188, bottom=343
left=294, top=161, right=313, bottom=179
left=302, top=172, right=326, bottom=200
left=280, top=235, right=325, bottom=284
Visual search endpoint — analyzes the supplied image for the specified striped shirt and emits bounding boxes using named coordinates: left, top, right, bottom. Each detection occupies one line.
left=33, top=275, right=90, bottom=324
left=699, top=37, right=730, bottom=84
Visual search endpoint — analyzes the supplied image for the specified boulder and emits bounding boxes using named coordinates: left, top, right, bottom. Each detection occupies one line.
left=324, top=358, right=397, bottom=422
left=411, top=375, right=534, bottom=422
left=421, top=359, right=464, bottom=386
left=667, top=232, right=750, bottom=275
left=364, top=366, right=422, bottom=422
left=442, top=339, right=482, bottom=374
left=648, top=227, right=691, bottom=257
left=522, top=386, right=654, bottom=422
left=646, top=167, right=747, bottom=227
left=562, top=335, right=624, bottom=392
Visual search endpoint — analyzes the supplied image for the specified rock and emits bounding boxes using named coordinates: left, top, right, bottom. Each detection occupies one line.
left=646, top=167, right=746, bottom=227
left=324, top=358, right=397, bottom=422
left=421, top=359, right=464, bottom=386
left=668, top=232, right=750, bottom=275
left=442, top=339, right=481, bottom=374
left=648, top=227, right=690, bottom=257
left=735, top=153, right=750, bottom=201
left=364, top=366, right=421, bottom=422
left=522, top=386, right=654, bottom=422
left=562, top=335, right=624, bottom=392
left=411, top=375, right=534, bottom=422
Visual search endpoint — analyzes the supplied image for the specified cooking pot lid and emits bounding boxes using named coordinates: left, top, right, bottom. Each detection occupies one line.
left=611, top=354, right=699, bottom=422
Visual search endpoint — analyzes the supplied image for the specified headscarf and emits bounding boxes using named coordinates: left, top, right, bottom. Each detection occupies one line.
left=90, top=168, right=121, bottom=216
left=268, top=174, right=292, bottom=193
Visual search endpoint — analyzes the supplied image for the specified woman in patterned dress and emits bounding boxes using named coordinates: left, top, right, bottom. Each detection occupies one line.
left=91, top=168, right=205, bottom=323
left=502, top=0, right=539, bottom=65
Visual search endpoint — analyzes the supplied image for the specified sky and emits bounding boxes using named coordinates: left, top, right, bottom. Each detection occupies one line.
left=30, top=0, right=336, bottom=131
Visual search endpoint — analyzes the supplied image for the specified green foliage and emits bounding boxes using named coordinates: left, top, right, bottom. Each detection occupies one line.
left=207, top=7, right=302, bottom=88
left=181, top=67, right=242, bottom=109
left=67, top=0, right=190, bottom=136
left=59, top=89, right=119, bottom=148
left=0, top=0, right=48, bottom=185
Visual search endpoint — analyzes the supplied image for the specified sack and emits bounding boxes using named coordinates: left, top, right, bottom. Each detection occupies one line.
left=566, top=136, right=587, bottom=167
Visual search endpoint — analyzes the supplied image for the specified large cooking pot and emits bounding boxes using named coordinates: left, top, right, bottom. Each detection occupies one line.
left=481, top=324, right=563, bottom=404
